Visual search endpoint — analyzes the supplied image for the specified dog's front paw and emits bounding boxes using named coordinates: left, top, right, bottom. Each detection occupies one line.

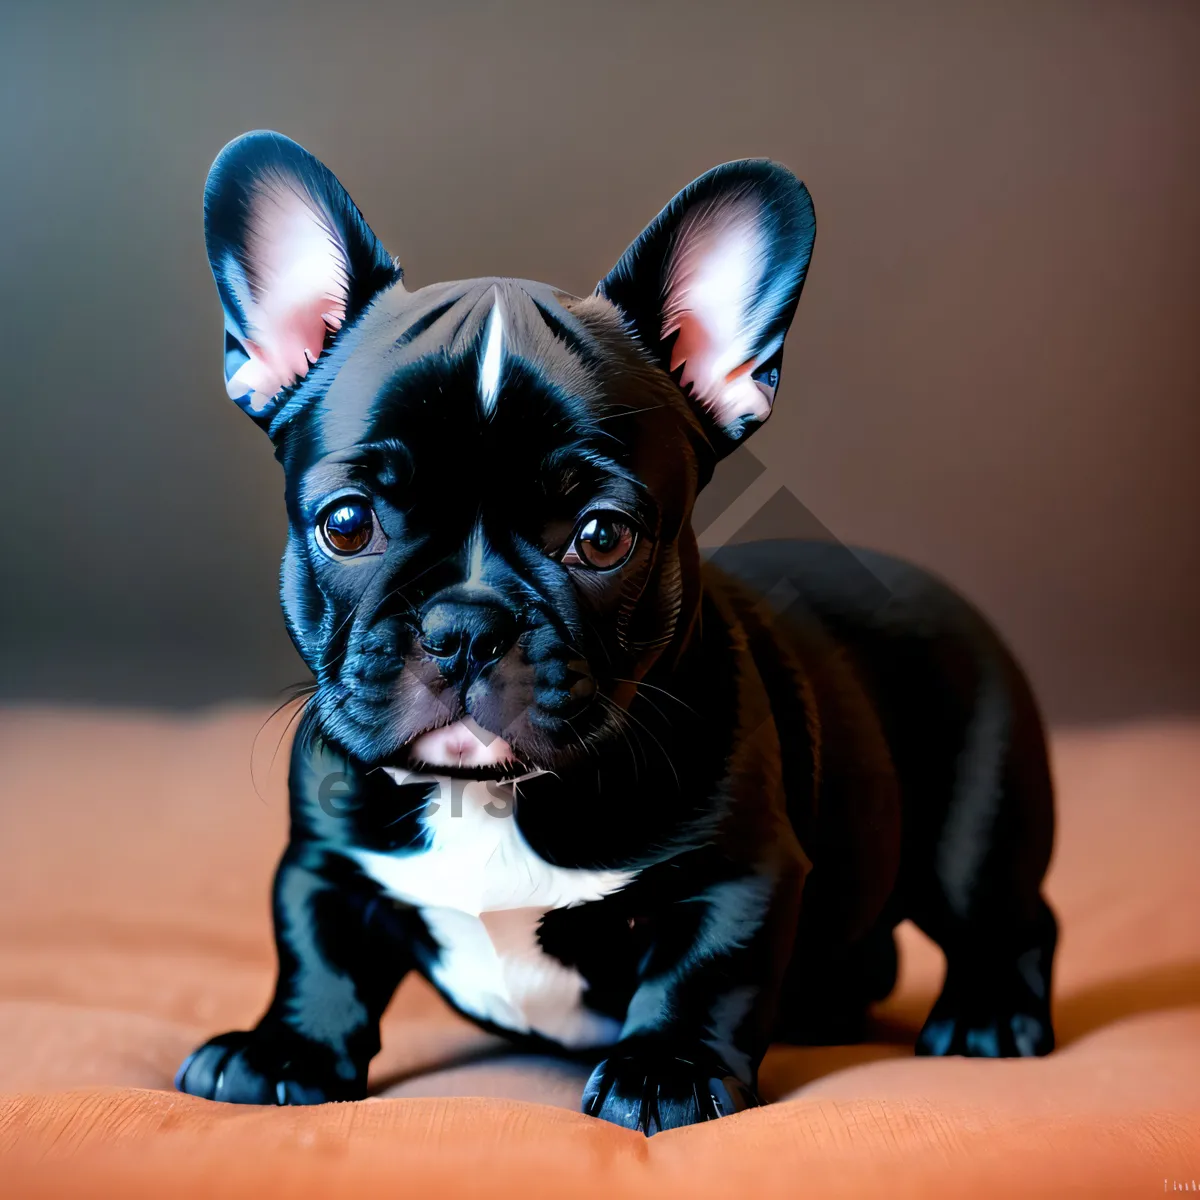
left=582, top=1051, right=760, bottom=1134
left=175, top=1026, right=363, bottom=1105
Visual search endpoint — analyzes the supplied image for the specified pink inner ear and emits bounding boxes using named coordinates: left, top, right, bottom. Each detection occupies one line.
left=226, top=177, right=351, bottom=407
left=661, top=198, right=774, bottom=430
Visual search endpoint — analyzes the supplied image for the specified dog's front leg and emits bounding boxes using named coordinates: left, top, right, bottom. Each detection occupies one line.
left=583, top=854, right=805, bottom=1134
left=175, top=844, right=411, bottom=1104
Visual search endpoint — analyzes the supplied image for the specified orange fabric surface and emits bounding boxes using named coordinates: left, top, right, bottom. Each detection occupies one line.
left=0, top=706, right=1198, bottom=1197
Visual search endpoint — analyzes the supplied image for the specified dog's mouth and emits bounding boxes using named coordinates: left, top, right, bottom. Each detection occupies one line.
left=384, top=717, right=550, bottom=785
left=400, top=760, right=544, bottom=784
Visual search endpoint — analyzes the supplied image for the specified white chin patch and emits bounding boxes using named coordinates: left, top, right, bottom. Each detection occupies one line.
left=407, top=718, right=515, bottom=770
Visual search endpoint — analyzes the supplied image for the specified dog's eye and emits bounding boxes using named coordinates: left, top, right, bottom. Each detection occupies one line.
left=316, top=498, right=381, bottom=558
left=754, top=364, right=780, bottom=391
left=564, top=513, right=636, bottom=571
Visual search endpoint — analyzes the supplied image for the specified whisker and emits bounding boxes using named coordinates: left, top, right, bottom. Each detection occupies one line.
left=612, top=677, right=700, bottom=716
left=619, top=699, right=681, bottom=792
left=270, top=693, right=316, bottom=778
left=597, top=690, right=680, bottom=794
left=381, top=791, right=438, bottom=830
left=251, top=686, right=316, bottom=802
left=595, top=693, right=644, bottom=786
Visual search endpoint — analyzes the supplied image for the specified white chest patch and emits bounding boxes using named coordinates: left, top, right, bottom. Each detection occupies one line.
left=350, top=771, right=634, bottom=1048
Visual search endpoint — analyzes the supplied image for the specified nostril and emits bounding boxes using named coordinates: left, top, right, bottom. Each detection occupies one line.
left=418, top=593, right=518, bottom=674
left=420, top=628, right=465, bottom=659
left=468, top=630, right=513, bottom=666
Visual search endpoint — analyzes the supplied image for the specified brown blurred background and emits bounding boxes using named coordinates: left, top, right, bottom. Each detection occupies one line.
left=0, top=0, right=1196, bottom=722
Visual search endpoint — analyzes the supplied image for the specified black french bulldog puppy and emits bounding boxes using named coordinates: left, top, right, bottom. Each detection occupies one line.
left=176, top=132, right=1057, bottom=1133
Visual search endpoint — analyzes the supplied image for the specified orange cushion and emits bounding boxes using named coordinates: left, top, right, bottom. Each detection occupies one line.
left=1, top=707, right=1198, bottom=1197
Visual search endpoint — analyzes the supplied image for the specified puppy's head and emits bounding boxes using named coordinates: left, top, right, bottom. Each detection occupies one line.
left=204, top=132, right=815, bottom=776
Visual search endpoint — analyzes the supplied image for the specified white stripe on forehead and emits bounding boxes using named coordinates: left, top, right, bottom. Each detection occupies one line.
left=479, top=292, right=505, bottom=413
left=465, top=520, right=486, bottom=591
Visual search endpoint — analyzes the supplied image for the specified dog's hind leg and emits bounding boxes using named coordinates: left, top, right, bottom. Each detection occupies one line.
left=906, top=657, right=1058, bottom=1058
left=772, top=916, right=900, bottom=1046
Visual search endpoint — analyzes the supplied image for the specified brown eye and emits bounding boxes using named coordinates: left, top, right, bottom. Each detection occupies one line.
left=318, top=499, right=377, bottom=557
left=566, top=513, right=636, bottom=571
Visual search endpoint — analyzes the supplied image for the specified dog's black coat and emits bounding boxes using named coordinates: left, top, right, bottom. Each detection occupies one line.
left=177, top=133, right=1057, bottom=1134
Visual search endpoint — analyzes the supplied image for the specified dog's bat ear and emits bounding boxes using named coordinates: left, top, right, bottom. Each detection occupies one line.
left=596, top=161, right=815, bottom=451
left=203, top=131, right=400, bottom=429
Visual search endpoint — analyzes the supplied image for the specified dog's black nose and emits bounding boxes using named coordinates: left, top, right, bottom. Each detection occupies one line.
left=419, top=588, right=518, bottom=677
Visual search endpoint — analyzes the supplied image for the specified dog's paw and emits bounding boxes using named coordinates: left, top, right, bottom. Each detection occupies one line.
left=582, top=1051, right=760, bottom=1134
left=916, top=1006, right=1053, bottom=1057
left=916, top=966, right=1054, bottom=1058
left=175, top=1026, right=363, bottom=1105
left=917, top=948, right=1055, bottom=1058
left=919, top=906, right=1057, bottom=1058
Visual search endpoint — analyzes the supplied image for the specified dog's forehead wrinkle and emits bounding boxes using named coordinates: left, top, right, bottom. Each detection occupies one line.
left=390, top=294, right=462, bottom=351
left=268, top=278, right=634, bottom=443
left=277, top=276, right=688, bottom=478
left=353, top=283, right=598, bottom=422
left=427, top=278, right=603, bottom=410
